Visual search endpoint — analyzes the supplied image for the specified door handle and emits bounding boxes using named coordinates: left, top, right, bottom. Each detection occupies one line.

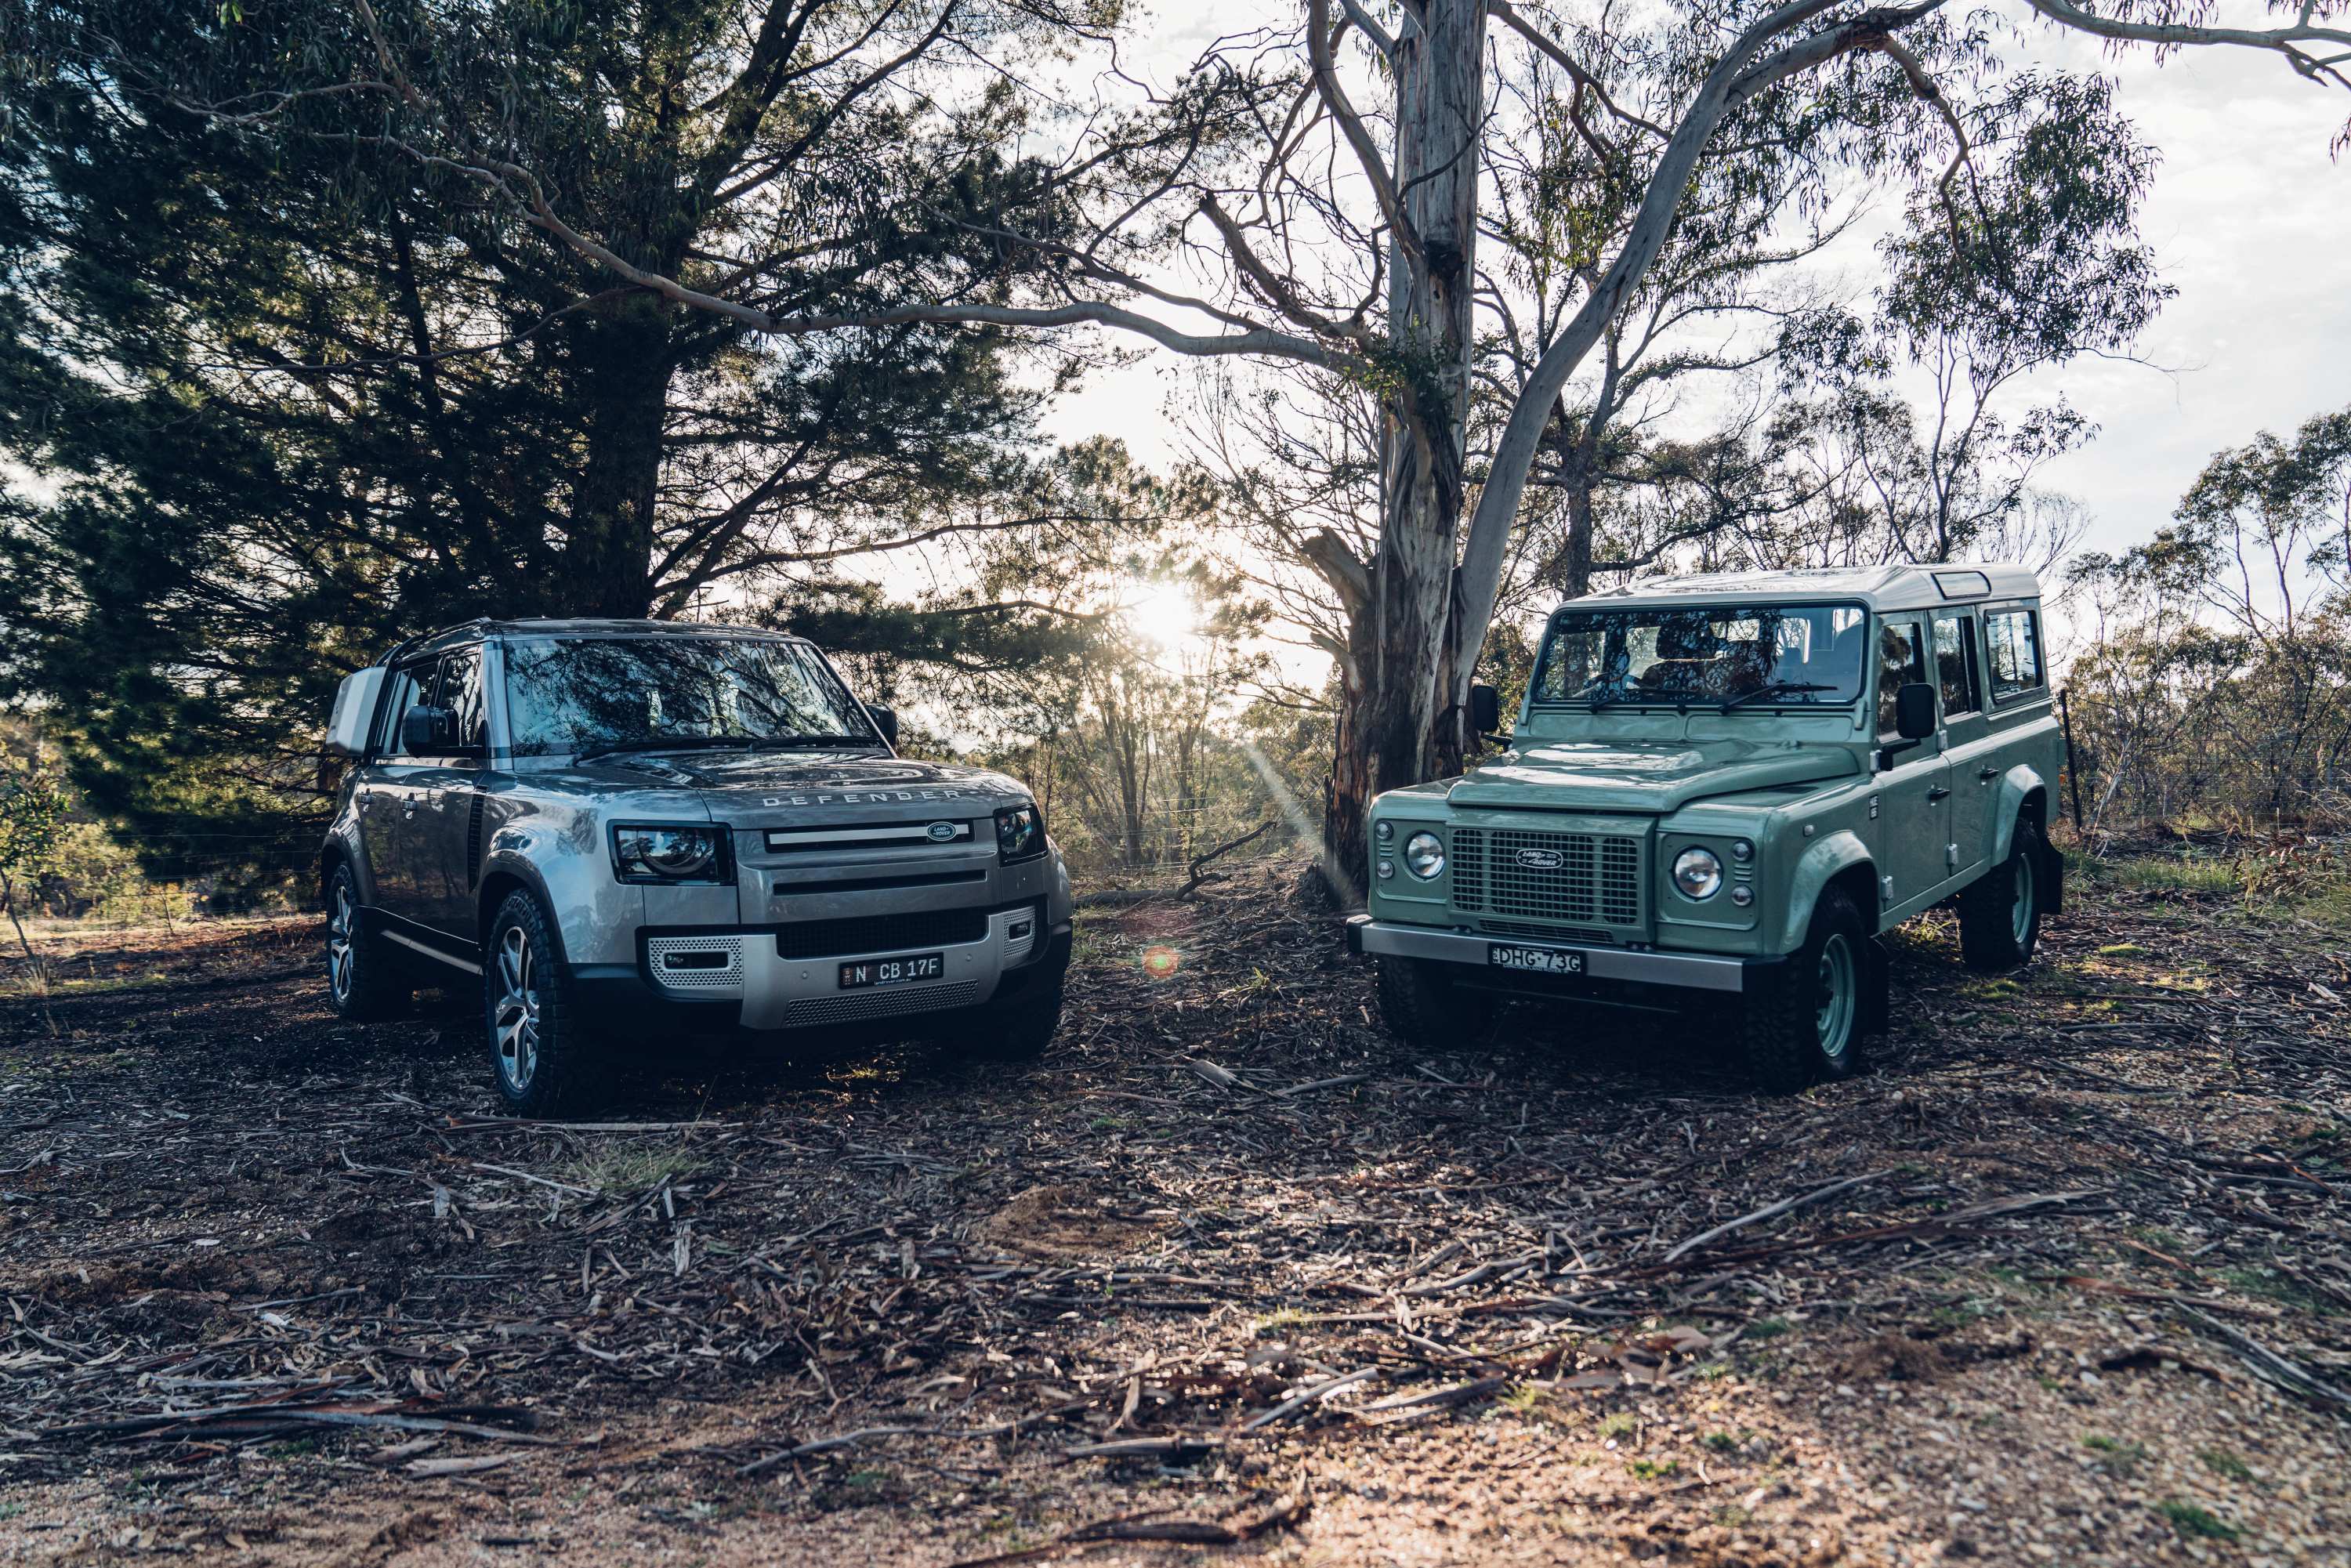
left=1978, top=766, right=1999, bottom=782
left=1926, top=786, right=1951, bottom=802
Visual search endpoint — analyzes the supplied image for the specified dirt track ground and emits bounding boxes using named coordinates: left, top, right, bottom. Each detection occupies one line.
left=2, top=846, right=2349, bottom=1566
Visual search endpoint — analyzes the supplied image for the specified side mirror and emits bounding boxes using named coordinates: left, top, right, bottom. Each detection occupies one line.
left=1468, top=683, right=1502, bottom=736
left=865, top=703, right=899, bottom=746
left=401, top=704, right=456, bottom=755
left=1894, top=682, right=1938, bottom=741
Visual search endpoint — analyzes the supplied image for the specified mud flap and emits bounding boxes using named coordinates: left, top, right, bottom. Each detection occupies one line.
left=1862, top=936, right=1892, bottom=1037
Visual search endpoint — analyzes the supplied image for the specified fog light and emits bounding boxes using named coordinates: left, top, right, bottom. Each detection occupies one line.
left=1730, top=885, right=1754, bottom=907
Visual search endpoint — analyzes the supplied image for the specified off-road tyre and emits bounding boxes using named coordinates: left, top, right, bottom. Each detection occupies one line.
left=1376, top=956, right=1495, bottom=1054
left=1739, top=885, right=1868, bottom=1092
left=969, top=987, right=1063, bottom=1063
left=323, top=864, right=408, bottom=1022
left=483, top=889, right=607, bottom=1117
left=1958, top=814, right=2047, bottom=973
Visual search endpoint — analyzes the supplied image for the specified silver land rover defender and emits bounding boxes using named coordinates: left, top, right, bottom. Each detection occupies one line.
left=1348, top=565, right=2067, bottom=1090
left=319, top=619, right=1074, bottom=1113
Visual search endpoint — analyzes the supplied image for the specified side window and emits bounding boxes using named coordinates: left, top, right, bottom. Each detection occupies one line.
left=374, top=665, right=428, bottom=757
left=435, top=646, right=489, bottom=754
left=1875, top=617, right=1927, bottom=737
left=1931, top=613, right=1980, bottom=717
left=1985, top=607, right=2045, bottom=701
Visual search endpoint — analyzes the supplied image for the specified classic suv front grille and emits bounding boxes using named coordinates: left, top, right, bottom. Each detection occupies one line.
left=1451, top=828, right=1643, bottom=928
left=1479, top=919, right=1614, bottom=946
left=775, top=908, right=989, bottom=960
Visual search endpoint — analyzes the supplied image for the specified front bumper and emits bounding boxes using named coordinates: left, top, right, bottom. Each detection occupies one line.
left=573, top=907, right=1066, bottom=1032
left=1346, top=915, right=1761, bottom=994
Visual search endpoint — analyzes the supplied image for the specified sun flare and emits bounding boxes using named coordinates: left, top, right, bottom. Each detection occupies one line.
left=1125, top=581, right=1204, bottom=650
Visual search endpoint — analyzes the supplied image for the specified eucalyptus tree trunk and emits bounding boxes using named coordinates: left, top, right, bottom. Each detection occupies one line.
left=1324, top=0, right=1485, bottom=891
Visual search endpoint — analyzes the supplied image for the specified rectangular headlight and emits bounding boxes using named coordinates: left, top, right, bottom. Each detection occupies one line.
left=994, top=803, right=1046, bottom=864
left=610, top=824, right=734, bottom=885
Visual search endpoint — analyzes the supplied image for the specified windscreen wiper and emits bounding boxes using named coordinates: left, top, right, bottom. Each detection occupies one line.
left=576, top=736, right=753, bottom=763
left=1719, top=680, right=1838, bottom=714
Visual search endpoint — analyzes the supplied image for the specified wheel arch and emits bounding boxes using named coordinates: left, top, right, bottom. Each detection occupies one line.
left=477, top=856, right=567, bottom=966
left=1778, top=829, right=1875, bottom=953
left=1990, top=767, right=2052, bottom=865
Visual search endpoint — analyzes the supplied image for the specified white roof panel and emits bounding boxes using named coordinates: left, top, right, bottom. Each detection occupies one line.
left=1565, top=563, right=2040, bottom=614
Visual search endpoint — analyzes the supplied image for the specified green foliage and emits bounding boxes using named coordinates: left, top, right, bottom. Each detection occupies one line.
left=0, top=0, right=1154, bottom=865
left=2066, top=401, right=2351, bottom=828
left=2155, top=1500, right=2240, bottom=1541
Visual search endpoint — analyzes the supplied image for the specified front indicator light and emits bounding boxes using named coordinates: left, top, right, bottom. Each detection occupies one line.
left=1730, top=885, right=1754, bottom=907
left=1404, top=831, right=1445, bottom=880
left=1672, top=846, right=1723, bottom=900
left=1377, top=858, right=1395, bottom=880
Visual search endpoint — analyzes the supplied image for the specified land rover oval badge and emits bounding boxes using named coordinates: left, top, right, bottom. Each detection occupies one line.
left=926, top=821, right=959, bottom=842
left=1516, top=847, right=1564, bottom=871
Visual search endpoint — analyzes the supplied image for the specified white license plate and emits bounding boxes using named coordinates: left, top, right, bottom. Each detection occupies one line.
left=1487, top=943, right=1585, bottom=976
left=838, top=952, right=944, bottom=990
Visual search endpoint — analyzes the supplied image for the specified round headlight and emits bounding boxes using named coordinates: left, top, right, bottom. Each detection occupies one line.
left=1672, top=846, right=1723, bottom=900
left=1404, top=831, right=1446, bottom=880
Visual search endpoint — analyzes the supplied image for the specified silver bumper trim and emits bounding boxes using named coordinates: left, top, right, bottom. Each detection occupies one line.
left=1351, top=918, right=1754, bottom=994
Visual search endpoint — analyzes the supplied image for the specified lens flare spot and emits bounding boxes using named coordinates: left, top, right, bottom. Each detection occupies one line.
left=1140, top=944, right=1182, bottom=980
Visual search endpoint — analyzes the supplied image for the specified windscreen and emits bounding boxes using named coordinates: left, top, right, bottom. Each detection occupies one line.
left=1531, top=603, right=1869, bottom=708
left=503, top=636, right=878, bottom=758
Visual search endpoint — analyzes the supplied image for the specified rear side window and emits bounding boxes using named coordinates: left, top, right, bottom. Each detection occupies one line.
left=1875, top=617, right=1927, bottom=737
left=1932, top=612, right=1980, bottom=717
left=435, top=646, right=489, bottom=753
left=1985, top=607, right=2045, bottom=701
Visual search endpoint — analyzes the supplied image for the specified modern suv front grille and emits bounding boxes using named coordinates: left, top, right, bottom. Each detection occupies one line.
left=1451, top=828, right=1643, bottom=928
left=774, top=908, right=989, bottom=960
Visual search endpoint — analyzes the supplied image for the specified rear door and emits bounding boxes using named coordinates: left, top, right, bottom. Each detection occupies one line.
left=1869, top=613, right=1952, bottom=913
left=1932, top=609, right=1993, bottom=881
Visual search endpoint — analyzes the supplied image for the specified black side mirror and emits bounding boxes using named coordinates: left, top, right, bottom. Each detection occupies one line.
left=865, top=703, right=899, bottom=746
left=1469, top=683, right=1502, bottom=736
left=401, top=704, right=456, bottom=755
left=1895, top=681, right=1938, bottom=741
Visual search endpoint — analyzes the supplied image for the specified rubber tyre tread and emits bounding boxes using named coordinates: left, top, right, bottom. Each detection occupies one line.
left=1739, top=886, right=1865, bottom=1093
left=324, top=864, right=408, bottom=1023
left=1376, top=956, right=1494, bottom=1053
left=484, top=890, right=607, bottom=1117
left=1958, top=814, right=2045, bottom=973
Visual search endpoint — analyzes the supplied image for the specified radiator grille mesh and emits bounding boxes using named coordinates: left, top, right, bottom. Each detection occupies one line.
left=775, top=908, right=989, bottom=959
left=784, top=980, right=980, bottom=1029
left=1451, top=829, right=1642, bottom=928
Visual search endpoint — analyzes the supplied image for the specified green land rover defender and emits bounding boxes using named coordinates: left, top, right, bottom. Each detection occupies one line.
left=1346, top=565, right=2067, bottom=1090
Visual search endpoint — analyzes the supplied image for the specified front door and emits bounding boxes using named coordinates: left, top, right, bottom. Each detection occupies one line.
left=408, top=644, right=493, bottom=942
left=358, top=660, right=435, bottom=922
left=1870, top=614, right=1951, bottom=914
left=1933, top=610, right=1993, bottom=881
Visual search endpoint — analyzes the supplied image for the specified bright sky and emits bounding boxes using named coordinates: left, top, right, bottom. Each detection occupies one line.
left=1041, top=4, right=2351, bottom=592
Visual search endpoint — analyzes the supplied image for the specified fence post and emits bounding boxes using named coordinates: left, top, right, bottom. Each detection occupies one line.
left=2058, top=687, right=2085, bottom=834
